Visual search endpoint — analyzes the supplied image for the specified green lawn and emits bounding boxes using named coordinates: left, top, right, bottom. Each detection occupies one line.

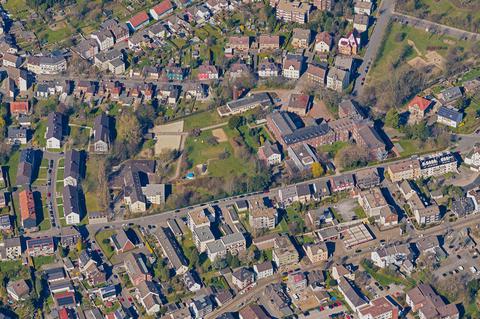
left=185, top=129, right=255, bottom=178
left=361, top=260, right=415, bottom=288
left=6, top=150, right=20, bottom=187
left=33, top=255, right=55, bottom=269
left=397, top=139, right=438, bottom=157
left=371, top=22, right=471, bottom=82
left=32, top=121, right=47, bottom=148
left=319, top=141, right=349, bottom=158
left=95, top=230, right=116, bottom=260
left=398, top=0, right=480, bottom=33
left=454, top=96, right=480, bottom=134
left=83, top=156, right=102, bottom=213
left=354, top=206, right=367, bottom=219
left=183, top=110, right=224, bottom=131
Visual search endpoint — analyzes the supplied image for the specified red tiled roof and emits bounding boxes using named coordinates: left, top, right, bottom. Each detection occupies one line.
left=128, top=11, right=150, bottom=28
left=151, top=0, right=173, bottom=16
left=408, top=96, right=431, bottom=111
left=10, top=101, right=29, bottom=114
left=19, top=189, right=36, bottom=224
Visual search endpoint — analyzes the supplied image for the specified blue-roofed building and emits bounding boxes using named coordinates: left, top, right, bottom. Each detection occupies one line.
left=436, top=106, right=463, bottom=128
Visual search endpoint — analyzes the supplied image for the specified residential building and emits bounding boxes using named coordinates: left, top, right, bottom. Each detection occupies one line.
left=192, top=225, right=215, bottom=252
left=0, top=237, right=22, bottom=260
left=406, top=284, right=459, bottom=319
left=141, top=184, right=166, bottom=205
left=218, top=92, right=272, bottom=117
left=7, top=127, right=28, bottom=144
left=287, top=272, right=307, bottom=291
left=338, top=31, right=360, bottom=55
left=249, top=203, right=278, bottom=230
left=64, top=150, right=82, bottom=187
left=258, top=35, right=280, bottom=51
left=232, top=268, right=255, bottom=290
left=63, top=185, right=82, bottom=225
left=314, top=0, right=333, bottom=11
left=464, top=143, right=480, bottom=171
left=326, top=66, right=350, bottom=92
left=26, top=237, right=54, bottom=257
left=183, top=271, right=201, bottom=292
left=371, top=244, right=411, bottom=268
left=16, top=148, right=38, bottom=186
left=303, top=241, right=328, bottom=263
left=419, top=152, right=457, bottom=178
left=408, top=96, right=432, bottom=123
left=287, top=93, right=311, bottom=116
left=258, top=60, right=279, bottom=78
left=124, top=253, right=152, bottom=286
left=45, top=112, right=65, bottom=149
left=272, top=235, right=299, bottom=267
left=358, top=297, right=399, bottom=319
left=315, top=31, right=332, bottom=52
left=436, top=106, right=463, bottom=128
left=254, top=261, right=274, bottom=279
left=155, top=227, right=188, bottom=275
left=305, top=63, right=327, bottom=85
left=197, top=64, right=219, bottom=80
left=330, top=174, right=355, bottom=192
left=9, top=101, right=29, bottom=115
left=337, top=277, right=368, bottom=313
left=228, top=36, right=250, bottom=52
left=283, top=55, right=304, bottom=79
left=187, top=208, right=211, bottom=231
left=291, top=28, right=311, bottom=49
left=355, top=168, right=381, bottom=189
left=127, top=11, right=150, bottom=31
left=387, top=159, right=421, bottom=182
left=287, top=143, right=318, bottom=171
left=358, top=188, right=389, bottom=218
left=354, top=1, right=373, bottom=15
left=239, top=304, right=270, bottom=319
left=276, top=0, right=311, bottom=24
left=26, top=56, right=67, bottom=75
left=258, top=140, right=282, bottom=166
left=111, top=229, right=135, bottom=253
left=7, top=279, right=29, bottom=301
left=93, top=113, right=112, bottom=153
left=91, top=30, right=115, bottom=51
left=190, top=295, right=213, bottom=318
left=19, top=188, right=36, bottom=231
left=150, top=0, right=174, bottom=20
left=354, top=14, right=370, bottom=32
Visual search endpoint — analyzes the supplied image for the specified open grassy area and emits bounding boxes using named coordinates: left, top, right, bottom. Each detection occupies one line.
left=6, top=150, right=20, bottom=187
left=83, top=156, right=102, bottom=213
left=454, top=95, right=480, bottom=134
left=184, top=128, right=256, bottom=179
left=370, top=22, right=470, bottom=82
left=361, top=259, right=416, bottom=288
left=397, top=0, right=480, bottom=33
left=33, top=255, right=55, bottom=269
left=183, top=110, right=224, bottom=131
left=95, top=230, right=116, bottom=260
left=397, top=139, right=438, bottom=157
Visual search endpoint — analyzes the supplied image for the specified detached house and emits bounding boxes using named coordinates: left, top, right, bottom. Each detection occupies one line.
left=408, top=96, right=432, bottom=123
left=338, top=32, right=360, bottom=55
left=91, top=30, right=115, bottom=51
left=258, top=35, right=280, bottom=51
left=283, top=55, right=304, bottom=79
left=314, top=32, right=332, bottom=53
left=45, top=112, right=65, bottom=149
left=63, top=185, right=82, bottom=225
left=258, top=140, right=282, bottom=166
left=306, top=63, right=327, bottom=85
left=127, top=11, right=150, bottom=31
left=93, top=113, right=112, bottom=153
left=150, top=0, right=174, bottom=20
left=291, top=28, right=311, bottom=49
left=197, top=64, right=219, bottom=80
left=436, top=106, right=463, bottom=128
left=64, top=150, right=82, bottom=187
left=326, top=67, right=350, bottom=92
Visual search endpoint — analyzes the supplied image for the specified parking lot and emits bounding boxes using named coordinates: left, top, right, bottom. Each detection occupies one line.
left=436, top=250, right=480, bottom=280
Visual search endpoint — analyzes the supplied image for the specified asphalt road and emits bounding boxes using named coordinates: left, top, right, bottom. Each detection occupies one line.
left=352, top=0, right=395, bottom=97
left=392, top=12, right=480, bottom=41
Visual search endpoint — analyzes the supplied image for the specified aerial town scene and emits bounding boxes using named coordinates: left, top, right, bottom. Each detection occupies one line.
left=0, top=0, right=479, bottom=318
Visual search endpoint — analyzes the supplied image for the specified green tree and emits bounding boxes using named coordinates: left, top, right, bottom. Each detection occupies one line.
left=228, top=115, right=243, bottom=130
left=311, top=162, right=325, bottom=178
left=385, top=108, right=400, bottom=129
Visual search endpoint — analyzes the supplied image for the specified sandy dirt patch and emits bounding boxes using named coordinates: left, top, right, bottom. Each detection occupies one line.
left=212, top=128, right=228, bottom=142
left=153, top=120, right=184, bottom=133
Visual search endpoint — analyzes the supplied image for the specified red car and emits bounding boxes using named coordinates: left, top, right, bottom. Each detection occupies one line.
left=47, top=193, right=51, bottom=197
left=319, top=307, right=324, bottom=311
left=336, top=301, right=342, bottom=306
left=120, top=297, right=125, bottom=302
left=128, top=297, right=133, bottom=302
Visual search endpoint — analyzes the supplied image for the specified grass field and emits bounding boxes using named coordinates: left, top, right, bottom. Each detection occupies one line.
left=184, top=128, right=255, bottom=179
left=83, top=156, right=102, bottom=213
left=371, top=22, right=470, bottom=81
left=398, top=0, right=480, bottom=33
left=96, top=230, right=116, bottom=260
left=6, top=151, right=20, bottom=187
left=183, top=110, right=224, bottom=131
left=33, top=255, right=55, bottom=269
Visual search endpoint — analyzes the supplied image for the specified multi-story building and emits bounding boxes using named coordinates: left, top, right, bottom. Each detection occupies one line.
left=303, top=241, right=328, bottom=263
left=406, top=284, right=459, bottom=319
left=26, top=56, right=67, bottom=75
left=276, top=0, right=311, bottom=24
left=272, top=235, right=299, bottom=267
left=387, top=159, right=421, bottom=182
left=26, top=237, right=54, bottom=257
left=358, top=297, right=399, bottom=319
left=249, top=204, right=278, bottom=230
left=418, top=152, right=457, bottom=178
